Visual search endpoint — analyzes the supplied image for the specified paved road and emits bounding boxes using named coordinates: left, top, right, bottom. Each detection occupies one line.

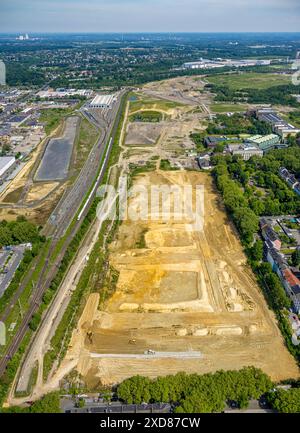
left=62, top=401, right=171, bottom=414
left=0, top=246, right=26, bottom=298
left=90, top=351, right=202, bottom=359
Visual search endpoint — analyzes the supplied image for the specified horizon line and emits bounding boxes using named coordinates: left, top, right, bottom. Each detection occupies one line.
left=1, top=31, right=300, bottom=35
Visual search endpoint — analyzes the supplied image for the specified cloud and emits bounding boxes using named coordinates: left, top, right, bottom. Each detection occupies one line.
left=0, top=0, right=299, bottom=32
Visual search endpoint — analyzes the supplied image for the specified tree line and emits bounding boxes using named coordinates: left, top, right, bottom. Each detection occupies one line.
left=117, top=367, right=273, bottom=413
left=207, top=83, right=300, bottom=107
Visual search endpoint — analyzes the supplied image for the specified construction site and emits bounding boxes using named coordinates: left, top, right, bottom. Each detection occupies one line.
left=59, top=170, right=298, bottom=388
left=9, top=78, right=299, bottom=404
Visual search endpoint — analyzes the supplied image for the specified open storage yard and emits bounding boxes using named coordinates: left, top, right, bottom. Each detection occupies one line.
left=63, top=171, right=299, bottom=387
left=35, top=116, right=80, bottom=181
left=125, top=123, right=163, bottom=146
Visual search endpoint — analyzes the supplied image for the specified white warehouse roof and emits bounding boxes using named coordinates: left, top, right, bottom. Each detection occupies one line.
left=90, top=94, right=115, bottom=107
left=0, top=156, right=15, bottom=177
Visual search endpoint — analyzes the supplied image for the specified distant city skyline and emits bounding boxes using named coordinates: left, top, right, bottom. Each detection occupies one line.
left=0, top=0, right=300, bottom=33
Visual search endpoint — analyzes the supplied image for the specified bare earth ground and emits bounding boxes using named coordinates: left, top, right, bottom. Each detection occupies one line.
left=0, top=122, right=70, bottom=224
left=11, top=79, right=298, bottom=402
left=142, top=76, right=212, bottom=107
left=63, top=171, right=299, bottom=387
left=125, top=123, right=163, bottom=146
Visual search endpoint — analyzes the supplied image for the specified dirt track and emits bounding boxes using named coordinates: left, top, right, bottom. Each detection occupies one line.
left=64, top=171, right=299, bottom=387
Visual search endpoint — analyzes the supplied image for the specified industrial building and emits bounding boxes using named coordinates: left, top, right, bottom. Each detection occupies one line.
left=37, top=88, right=92, bottom=99
left=90, top=94, right=115, bottom=109
left=256, top=108, right=300, bottom=141
left=0, top=60, right=6, bottom=86
left=227, top=143, right=263, bottom=160
left=0, top=156, right=16, bottom=182
left=183, top=58, right=271, bottom=70
left=246, top=134, right=283, bottom=152
left=204, top=136, right=228, bottom=148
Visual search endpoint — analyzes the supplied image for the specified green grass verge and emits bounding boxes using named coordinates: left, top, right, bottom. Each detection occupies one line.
left=129, top=110, right=163, bottom=123
left=211, top=103, right=248, bottom=113
left=207, top=72, right=291, bottom=90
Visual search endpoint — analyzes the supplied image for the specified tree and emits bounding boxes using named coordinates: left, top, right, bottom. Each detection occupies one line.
left=249, top=197, right=265, bottom=216
left=267, top=389, right=300, bottom=413
left=233, top=207, right=259, bottom=245
left=76, top=398, right=85, bottom=408
left=287, top=134, right=297, bottom=147
left=292, top=249, right=300, bottom=267
left=29, top=312, right=41, bottom=331
left=117, top=367, right=273, bottom=413
left=29, top=392, right=60, bottom=413
left=248, top=240, right=264, bottom=262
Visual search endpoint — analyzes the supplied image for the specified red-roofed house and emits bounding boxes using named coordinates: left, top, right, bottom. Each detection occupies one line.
left=282, top=268, right=300, bottom=296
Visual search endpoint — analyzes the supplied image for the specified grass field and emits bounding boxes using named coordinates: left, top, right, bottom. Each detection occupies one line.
left=39, top=107, right=74, bottom=135
left=129, top=95, right=183, bottom=114
left=207, top=72, right=291, bottom=90
left=129, top=110, right=163, bottom=123
left=72, top=117, right=99, bottom=175
left=211, top=103, right=248, bottom=113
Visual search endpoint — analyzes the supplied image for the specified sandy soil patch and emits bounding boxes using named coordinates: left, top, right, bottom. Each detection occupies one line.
left=61, top=171, right=298, bottom=385
left=125, top=123, right=163, bottom=146
left=26, top=182, right=59, bottom=203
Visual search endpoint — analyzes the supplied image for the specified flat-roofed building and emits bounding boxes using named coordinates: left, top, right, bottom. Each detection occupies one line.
left=274, top=123, right=300, bottom=140
left=227, top=143, right=263, bottom=161
left=0, top=156, right=16, bottom=182
left=90, top=94, right=115, bottom=109
left=204, top=136, right=227, bottom=148
left=246, top=134, right=282, bottom=152
left=255, top=108, right=300, bottom=141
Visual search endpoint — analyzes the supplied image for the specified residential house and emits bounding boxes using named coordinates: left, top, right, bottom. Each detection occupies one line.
left=261, top=225, right=282, bottom=251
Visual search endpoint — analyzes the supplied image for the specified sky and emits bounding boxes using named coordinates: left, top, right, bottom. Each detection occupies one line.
left=0, top=0, right=300, bottom=33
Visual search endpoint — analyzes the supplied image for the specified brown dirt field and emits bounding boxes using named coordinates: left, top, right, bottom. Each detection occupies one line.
left=125, top=123, right=163, bottom=146
left=25, top=182, right=59, bottom=203
left=0, top=184, right=65, bottom=225
left=0, top=124, right=68, bottom=223
left=142, top=76, right=212, bottom=107
left=65, top=170, right=299, bottom=387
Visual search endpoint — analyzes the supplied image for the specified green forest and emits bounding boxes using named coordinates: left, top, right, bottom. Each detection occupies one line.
left=206, top=113, right=273, bottom=135
left=206, top=82, right=300, bottom=107
left=0, top=217, right=43, bottom=247
left=212, top=147, right=300, bottom=366
left=117, top=367, right=272, bottom=412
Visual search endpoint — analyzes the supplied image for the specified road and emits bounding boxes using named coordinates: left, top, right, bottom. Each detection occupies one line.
left=62, top=402, right=171, bottom=414
left=0, top=90, right=126, bottom=378
left=0, top=246, right=26, bottom=298
left=89, top=352, right=203, bottom=359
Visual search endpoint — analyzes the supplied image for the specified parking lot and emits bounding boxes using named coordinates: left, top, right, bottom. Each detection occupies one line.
left=35, top=116, right=80, bottom=181
left=0, top=244, right=28, bottom=298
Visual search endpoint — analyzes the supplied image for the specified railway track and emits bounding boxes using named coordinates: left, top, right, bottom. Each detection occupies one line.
left=0, top=91, right=127, bottom=377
